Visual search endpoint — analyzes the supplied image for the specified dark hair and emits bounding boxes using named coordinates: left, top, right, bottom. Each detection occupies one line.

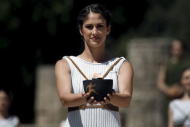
left=168, top=40, right=184, bottom=56
left=180, top=67, right=190, bottom=80
left=0, top=88, right=13, bottom=101
left=77, top=4, right=112, bottom=29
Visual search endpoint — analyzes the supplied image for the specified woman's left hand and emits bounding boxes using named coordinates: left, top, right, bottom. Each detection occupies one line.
left=100, top=92, right=115, bottom=105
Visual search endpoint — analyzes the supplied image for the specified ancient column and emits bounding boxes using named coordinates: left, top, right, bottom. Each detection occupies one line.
left=126, top=38, right=170, bottom=127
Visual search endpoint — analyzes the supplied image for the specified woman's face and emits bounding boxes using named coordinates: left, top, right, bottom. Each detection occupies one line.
left=0, top=91, right=10, bottom=112
left=80, top=12, right=110, bottom=48
left=170, top=40, right=183, bottom=58
left=181, top=70, right=190, bottom=93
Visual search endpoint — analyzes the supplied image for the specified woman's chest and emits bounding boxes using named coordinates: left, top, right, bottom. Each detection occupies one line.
left=70, top=66, right=119, bottom=93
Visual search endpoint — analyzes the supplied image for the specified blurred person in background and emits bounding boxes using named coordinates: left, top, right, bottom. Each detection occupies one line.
left=168, top=67, right=190, bottom=127
left=60, top=120, right=65, bottom=127
left=157, top=40, right=187, bottom=98
left=0, top=88, right=19, bottom=127
left=157, top=40, right=190, bottom=125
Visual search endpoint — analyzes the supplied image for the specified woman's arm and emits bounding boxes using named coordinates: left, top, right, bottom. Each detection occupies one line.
left=55, top=59, right=91, bottom=107
left=168, top=107, right=174, bottom=127
left=157, top=65, right=183, bottom=98
left=157, top=65, right=170, bottom=94
left=104, top=61, right=134, bottom=108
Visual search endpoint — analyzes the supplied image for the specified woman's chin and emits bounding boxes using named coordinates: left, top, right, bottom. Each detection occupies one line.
left=92, top=43, right=104, bottom=48
left=89, top=41, right=104, bottom=48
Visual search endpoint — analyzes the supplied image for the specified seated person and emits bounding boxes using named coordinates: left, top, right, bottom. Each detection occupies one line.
left=0, top=88, right=19, bottom=127
left=168, top=67, right=190, bottom=127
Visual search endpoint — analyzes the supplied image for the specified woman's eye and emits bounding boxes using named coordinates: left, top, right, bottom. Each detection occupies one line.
left=84, top=24, right=105, bottom=30
left=85, top=25, right=93, bottom=30
left=183, top=76, right=190, bottom=80
left=97, top=24, right=104, bottom=29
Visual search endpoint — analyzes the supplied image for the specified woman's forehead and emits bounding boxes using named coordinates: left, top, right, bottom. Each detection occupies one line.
left=0, top=91, right=8, bottom=98
left=183, top=70, right=190, bottom=76
left=83, top=12, right=106, bottom=24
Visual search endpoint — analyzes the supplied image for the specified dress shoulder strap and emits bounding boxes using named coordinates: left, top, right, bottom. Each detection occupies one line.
left=101, top=57, right=123, bottom=78
left=67, top=56, right=89, bottom=80
left=67, top=56, right=123, bottom=80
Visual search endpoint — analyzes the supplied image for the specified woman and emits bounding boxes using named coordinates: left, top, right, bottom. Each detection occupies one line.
left=0, top=88, right=19, bottom=127
left=168, top=67, right=190, bottom=127
left=157, top=40, right=186, bottom=98
left=55, top=4, right=133, bottom=127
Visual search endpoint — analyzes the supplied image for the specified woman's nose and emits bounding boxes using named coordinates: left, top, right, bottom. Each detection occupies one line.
left=92, top=27, right=98, bottom=34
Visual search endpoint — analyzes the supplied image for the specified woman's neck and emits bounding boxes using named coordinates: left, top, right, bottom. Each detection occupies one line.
left=0, top=111, right=9, bottom=119
left=170, top=56, right=180, bottom=64
left=182, top=92, right=190, bottom=101
left=79, top=43, right=109, bottom=63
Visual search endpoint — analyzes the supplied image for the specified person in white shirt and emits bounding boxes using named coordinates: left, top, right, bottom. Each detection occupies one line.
left=0, top=88, right=19, bottom=127
left=168, top=67, right=190, bottom=127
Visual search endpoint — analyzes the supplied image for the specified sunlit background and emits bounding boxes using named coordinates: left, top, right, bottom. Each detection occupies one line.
left=1, top=0, right=190, bottom=127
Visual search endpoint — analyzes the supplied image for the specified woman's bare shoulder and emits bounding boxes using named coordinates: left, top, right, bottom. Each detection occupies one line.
left=120, top=60, right=133, bottom=70
left=55, top=58, right=70, bottom=72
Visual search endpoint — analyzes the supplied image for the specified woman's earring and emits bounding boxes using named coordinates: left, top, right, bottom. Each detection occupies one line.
left=80, top=36, right=84, bottom=41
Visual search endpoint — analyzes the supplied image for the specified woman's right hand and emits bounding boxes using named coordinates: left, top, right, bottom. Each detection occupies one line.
left=166, top=85, right=184, bottom=98
left=82, top=92, right=98, bottom=105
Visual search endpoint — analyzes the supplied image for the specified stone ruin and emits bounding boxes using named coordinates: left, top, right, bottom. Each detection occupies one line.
left=35, top=65, right=66, bottom=127
left=126, top=38, right=169, bottom=127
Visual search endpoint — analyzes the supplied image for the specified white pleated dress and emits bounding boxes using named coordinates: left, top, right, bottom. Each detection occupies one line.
left=63, top=56, right=127, bottom=127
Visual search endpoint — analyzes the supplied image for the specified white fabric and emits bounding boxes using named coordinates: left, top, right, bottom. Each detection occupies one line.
left=62, top=56, right=127, bottom=127
left=0, top=116, right=19, bottom=127
left=169, top=99, right=190, bottom=127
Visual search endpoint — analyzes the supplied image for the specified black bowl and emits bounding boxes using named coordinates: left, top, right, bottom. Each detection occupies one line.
left=83, top=78, right=113, bottom=101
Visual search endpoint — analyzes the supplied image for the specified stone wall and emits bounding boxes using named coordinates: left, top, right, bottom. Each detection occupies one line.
left=35, top=65, right=67, bottom=127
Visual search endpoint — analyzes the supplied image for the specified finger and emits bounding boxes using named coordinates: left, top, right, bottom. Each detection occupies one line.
left=83, top=93, right=91, bottom=101
left=82, top=93, right=85, bottom=97
left=92, top=100, right=98, bottom=105
left=100, top=101, right=104, bottom=105
left=100, top=101, right=106, bottom=105
left=87, top=96, right=94, bottom=104
left=82, top=92, right=88, bottom=97
left=104, top=97, right=110, bottom=104
left=82, top=93, right=88, bottom=99
left=85, top=92, right=90, bottom=96
left=107, top=94, right=111, bottom=100
left=104, top=97, right=107, bottom=101
left=82, top=93, right=90, bottom=100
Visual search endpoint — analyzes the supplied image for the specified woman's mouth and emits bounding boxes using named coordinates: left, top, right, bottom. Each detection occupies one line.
left=90, top=37, right=100, bottom=41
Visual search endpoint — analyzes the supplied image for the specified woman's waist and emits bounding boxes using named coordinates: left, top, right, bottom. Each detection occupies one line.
left=67, top=107, right=120, bottom=115
left=68, top=103, right=119, bottom=112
